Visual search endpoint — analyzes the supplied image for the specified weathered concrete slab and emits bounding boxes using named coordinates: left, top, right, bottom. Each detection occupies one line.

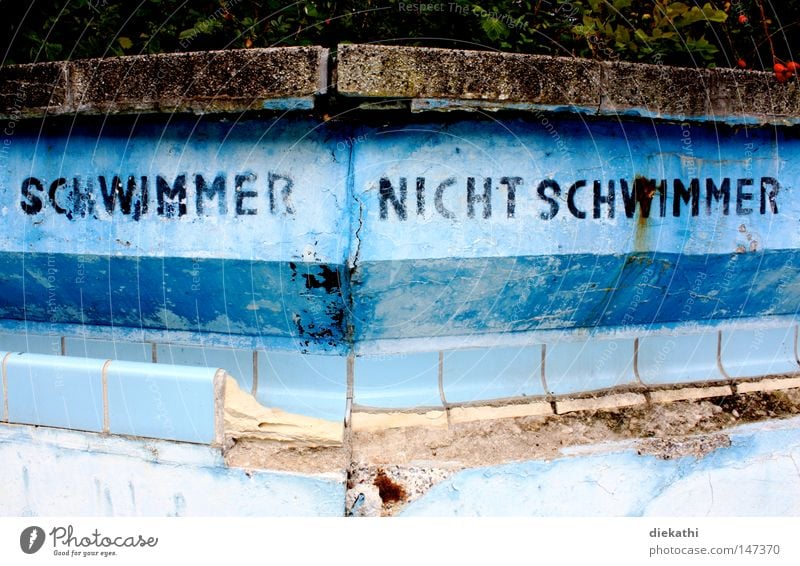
left=0, top=47, right=327, bottom=117
left=598, top=60, right=710, bottom=120
left=3, top=45, right=798, bottom=124
left=0, top=62, right=68, bottom=118
left=336, top=44, right=601, bottom=110
left=337, top=44, right=800, bottom=125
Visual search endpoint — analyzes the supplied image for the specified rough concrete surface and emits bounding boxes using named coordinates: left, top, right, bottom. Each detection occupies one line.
left=347, top=388, right=800, bottom=515
left=0, top=61, right=67, bottom=117
left=401, top=419, right=800, bottom=516
left=225, top=439, right=346, bottom=475
left=336, top=44, right=602, bottom=106
left=337, top=44, right=800, bottom=124
left=3, top=44, right=800, bottom=123
left=0, top=46, right=325, bottom=117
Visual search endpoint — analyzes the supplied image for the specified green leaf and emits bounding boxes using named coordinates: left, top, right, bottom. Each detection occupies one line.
left=702, top=4, right=728, bottom=23
left=666, top=2, right=689, bottom=17
left=481, top=17, right=508, bottom=41
left=118, top=36, right=133, bottom=50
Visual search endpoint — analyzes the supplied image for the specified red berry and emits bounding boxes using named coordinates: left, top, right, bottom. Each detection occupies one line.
left=774, top=63, right=790, bottom=82
left=787, top=61, right=800, bottom=71
left=325, top=18, right=331, bottom=25
left=737, top=58, right=747, bottom=68
left=738, top=14, right=748, bottom=24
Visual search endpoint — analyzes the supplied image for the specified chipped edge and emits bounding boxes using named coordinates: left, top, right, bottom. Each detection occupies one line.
left=213, top=368, right=227, bottom=447
left=1, top=351, right=12, bottom=422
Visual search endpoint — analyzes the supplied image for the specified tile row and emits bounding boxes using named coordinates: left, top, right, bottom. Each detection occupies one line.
left=1, top=351, right=223, bottom=444
left=353, top=326, right=800, bottom=408
left=1, top=326, right=798, bottom=416
left=0, top=335, right=349, bottom=422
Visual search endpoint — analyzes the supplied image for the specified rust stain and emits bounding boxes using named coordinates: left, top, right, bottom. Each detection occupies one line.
left=633, top=175, right=659, bottom=252
left=373, top=468, right=407, bottom=504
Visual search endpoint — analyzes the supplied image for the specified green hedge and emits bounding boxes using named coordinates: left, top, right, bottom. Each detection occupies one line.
left=2, top=0, right=797, bottom=70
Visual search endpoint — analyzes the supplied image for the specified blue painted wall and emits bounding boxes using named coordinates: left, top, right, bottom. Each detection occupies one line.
left=351, top=118, right=799, bottom=346
left=1, top=115, right=798, bottom=354
left=0, top=117, right=349, bottom=353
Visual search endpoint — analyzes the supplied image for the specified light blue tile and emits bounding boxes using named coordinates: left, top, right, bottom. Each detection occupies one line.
left=637, top=332, right=723, bottom=385
left=256, top=352, right=347, bottom=421
left=106, top=361, right=218, bottom=444
left=354, top=352, right=441, bottom=409
left=157, top=344, right=253, bottom=393
left=1, top=351, right=8, bottom=422
left=720, top=327, right=799, bottom=379
left=0, top=333, right=62, bottom=356
left=65, top=337, right=153, bottom=363
left=545, top=338, right=637, bottom=395
left=6, top=353, right=104, bottom=432
left=442, top=346, right=545, bottom=403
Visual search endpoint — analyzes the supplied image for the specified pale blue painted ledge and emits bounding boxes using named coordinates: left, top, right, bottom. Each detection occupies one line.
left=0, top=424, right=345, bottom=516
left=401, top=417, right=800, bottom=516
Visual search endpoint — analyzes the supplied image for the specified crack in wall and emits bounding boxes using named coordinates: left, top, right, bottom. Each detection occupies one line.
left=343, top=130, right=363, bottom=350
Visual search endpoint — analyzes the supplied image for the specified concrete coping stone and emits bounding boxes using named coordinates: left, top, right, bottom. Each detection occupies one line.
left=336, top=44, right=800, bottom=125
left=2, top=44, right=799, bottom=125
left=0, top=46, right=327, bottom=118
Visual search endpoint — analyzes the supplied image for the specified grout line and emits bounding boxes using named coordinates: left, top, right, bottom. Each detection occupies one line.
left=438, top=351, right=453, bottom=428
left=345, top=354, right=354, bottom=429
left=343, top=353, right=355, bottom=517
left=251, top=350, right=258, bottom=397
left=318, top=47, right=330, bottom=95
left=438, top=351, right=447, bottom=405
left=717, top=330, right=731, bottom=380
left=540, top=343, right=557, bottom=413
left=346, top=354, right=354, bottom=400
left=540, top=343, right=550, bottom=397
left=2, top=352, right=12, bottom=422
left=632, top=337, right=651, bottom=403
left=633, top=337, right=643, bottom=385
left=62, top=62, right=73, bottom=112
left=101, top=359, right=112, bottom=434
